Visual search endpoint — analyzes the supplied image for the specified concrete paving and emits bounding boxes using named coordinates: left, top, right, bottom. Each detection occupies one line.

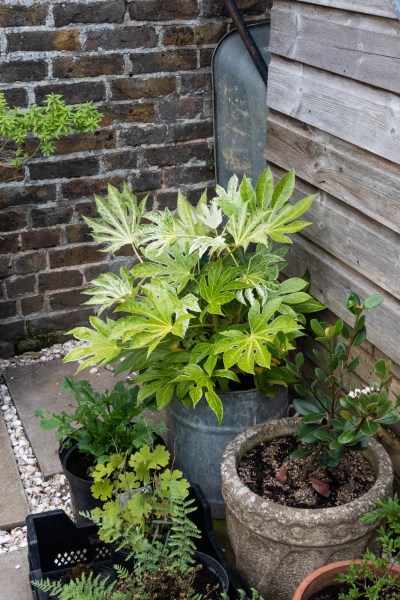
left=0, top=416, right=29, bottom=530
left=0, top=548, right=31, bottom=600
left=4, top=361, right=121, bottom=479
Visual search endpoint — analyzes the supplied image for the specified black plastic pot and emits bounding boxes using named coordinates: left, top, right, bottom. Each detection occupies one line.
left=27, top=485, right=242, bottom=599
left=59, top=443, right=102, bottom=526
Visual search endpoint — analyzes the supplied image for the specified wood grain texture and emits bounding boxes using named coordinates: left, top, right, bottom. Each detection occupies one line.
left=293, top=0, right=397, bottom=19
left=267, top=56, right=400, bottom=163
left=270, top=164, right=400, bottom=300
left=284, top=235, right=400, bottom=365
left=265, top=111, right=400, bottom=234
left=271, top=1, right=400, bottom=93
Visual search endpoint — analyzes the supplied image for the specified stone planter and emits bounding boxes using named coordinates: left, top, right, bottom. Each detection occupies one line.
left=167, top=387, right=288, bottom=518
left=292, top=559, right=400, bottom=600
left=221, top=417, right=393, bottom=600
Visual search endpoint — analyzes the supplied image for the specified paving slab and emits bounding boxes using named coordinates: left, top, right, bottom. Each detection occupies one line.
left=0, top=416, right=29, bottom=529
left=0, top=548, right=31, bottom=600
left=4, top=361, right=122, bottom=479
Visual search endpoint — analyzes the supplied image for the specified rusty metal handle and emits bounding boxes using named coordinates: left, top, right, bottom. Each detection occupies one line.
left=223, top=0, right=269, bottom=87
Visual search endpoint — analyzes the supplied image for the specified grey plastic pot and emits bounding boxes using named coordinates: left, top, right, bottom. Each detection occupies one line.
left=221, top=417, right=394, bottom=600
left=166, top=386, right=288, bottom=518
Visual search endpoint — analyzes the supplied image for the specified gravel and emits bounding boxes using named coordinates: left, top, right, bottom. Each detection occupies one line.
left=0, top=340, right=88, bottom=555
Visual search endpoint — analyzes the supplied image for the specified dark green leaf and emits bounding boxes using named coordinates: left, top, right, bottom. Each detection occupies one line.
left=293, top=398, right=321, bottom=415
left=315, top=367, right=327, bottom=382
left=290, top=447, right=314, bottom=459
left=294, top=384, right=311, bottom=398
left=353, top=328, right=366, bottom=346
left=360, top=420, right=380, bottom=437
left=295, top=352, right=304, bottom=368
left=338, top=430, right=356, bottom=444
left=347, top=357, right=360, bottom=373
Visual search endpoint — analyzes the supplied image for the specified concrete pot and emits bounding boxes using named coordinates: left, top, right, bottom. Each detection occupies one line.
left=166, top=387, right=288, bottom=518
left=292, top=559, right=400, bottom=600
left=221, top=417, right=393, bottom=600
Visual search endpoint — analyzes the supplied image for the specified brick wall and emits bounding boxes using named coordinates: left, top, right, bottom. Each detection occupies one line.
left=0, top=0, right=268, bottom=358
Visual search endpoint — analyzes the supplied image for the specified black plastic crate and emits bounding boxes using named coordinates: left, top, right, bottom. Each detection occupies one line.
left=27, top=485, right=242, bottom=599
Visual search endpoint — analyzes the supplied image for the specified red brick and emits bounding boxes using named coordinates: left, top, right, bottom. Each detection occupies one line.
left=38, top=269, right=83, bottom=292
left=0, top=60, right=47, bottom=83
left=0, top=319, right=25, bottom=341
left=6, top=275, right=36, bottom=297
left=129, top=50, right=197, bottom=75
left=27, top=307, right=94, bottom=335
left=35, top=81, right=106, bottom=104
left=167, top=120, right=213, bottom=143
left=201, top=0, right=266, bottom=17
left=110, top=76, right=177, bottom=101
left=180, top=72, right=212, bottom=95
left=21, top=228, right=61, bottom=251
left=163, top=23, right=225, bottom=46
left=21, top=295, right=43, bottom=315
left=85, top=26, right=157, bottom=51
left=164, top=165, right=215, bottom=187
left=0, top=4, right=47, bottom=27
left=100, top=102, right=155, bottom=125
left=0, top=185, right=57, bottom=210
left=144, top=142, right=207, bottom=168
left=62, top=176, right=126, bottom=201
left=0, top=256, right=12, bottom=278
left=0, top=233, right=20, bottom=254
left=103, top=150, right=138, bottom=172
left=49, top=245, right=102, bottom=269
left=0, top=164, right=24, bottom=184
left=48, top=289, right=87, bottom=311
left=2, top=88, right=29, bottom=108
left=65, top=224, right=91, bottom=244
left=52, top=130, right=115, bottom=155
left=128, top=0, right=198, bottom=20
left=31, top=206, right=73, bottom=228
left=120, top=125, right=167, bottom=147
left=29, top=157, right=99, bottom=181
left=14, top=252, right=46, bottom=275
left=0, top=341, right=14, bottom=358
left=53, top=55, right=124, bottom=79
left=7, top=29, right=80, bottom=52
left=0, top=210, right=27, bottom=232
left=199, top=48, right=214, bottom=68
left=83, top=257, right=132, bottom=281
left=0, top=300, right=17, bottom=319
left=157, top=96, right=203, bottom=121
left=53, top=1, right=125, bottom=26
left=130, top=170, right=163, bottom=192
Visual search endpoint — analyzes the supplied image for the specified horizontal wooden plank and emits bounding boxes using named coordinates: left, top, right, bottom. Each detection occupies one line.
left=270, top=164, right=400, bottom=300
left=265, top=111, right=400, bottom=234
left=271, top=1, right=400, bottom=93
left=292, top=0, right=397, bottom=19
left=267, top=56, right=400, bottom=163
left=284, top=235, right=400, bottom=365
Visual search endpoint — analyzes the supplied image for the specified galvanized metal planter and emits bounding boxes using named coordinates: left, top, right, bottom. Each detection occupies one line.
left=166, top=387, right=288, bottom=518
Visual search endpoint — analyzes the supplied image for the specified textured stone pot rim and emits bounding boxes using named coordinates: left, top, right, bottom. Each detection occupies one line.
left=221, top=417, right=394, bottom=526
left=292, top=559, right=400, bottom=600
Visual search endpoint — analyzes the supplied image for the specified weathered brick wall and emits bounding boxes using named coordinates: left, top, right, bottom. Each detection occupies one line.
left=0, top=0, right=268, bottom=357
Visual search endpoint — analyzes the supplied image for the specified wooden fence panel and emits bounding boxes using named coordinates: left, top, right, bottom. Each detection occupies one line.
left=267, top=56, right=400, bottom=163
left=293, top=0, right=397, bottom=19
left=271, top=1, right=400, bottom=93
left=285, top=236, right=400, bottom=365
left=266, top=111, right=400, bottom=235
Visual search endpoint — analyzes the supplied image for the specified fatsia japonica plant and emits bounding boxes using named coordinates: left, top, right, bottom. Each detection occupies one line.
left=65, top=168, right=323, bottom=422
left=280, top=292, right=400, bottom=476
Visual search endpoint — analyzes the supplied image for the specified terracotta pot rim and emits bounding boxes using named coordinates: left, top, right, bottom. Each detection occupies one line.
left=221, top=416, right=393, bottom=524
left=292, top=559, right=400, bottom=600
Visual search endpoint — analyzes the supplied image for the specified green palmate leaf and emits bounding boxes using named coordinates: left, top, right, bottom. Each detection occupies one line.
left=82, top=267, right=137, bottom=314
left=91, top=478, right=114, bottom=501
left=196, top=201, right=223, bottom=229
left=172, top=364, right=224, bottom=422
left=199, top=259, right=243, bottom=317
left=240, top=175, right=257, bottom=210
left=84, top=184, right=146, bottom=253
left=215, top=299, right=302, bottom=374
left=114, top=282, right=199, bottom=353
left=214, top=174, right=243, bottom=216
left=262, top=194, right=315, bottom=243
left=64, top=316, right=121, bottom=371
left=255, top=167, right=274, bottom=209
left=138, top=245, right=198, bottom=292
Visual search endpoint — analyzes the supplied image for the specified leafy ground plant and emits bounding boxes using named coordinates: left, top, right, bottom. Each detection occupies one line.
left=64, top=168, right=323, bottom=422
left=0, top=92, right=102, bottom=167
left=278, top=293, right=400, bottom=492
left=35, top=377, right=165, bottom=464
left=336, top=495, right=400, bottom=599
